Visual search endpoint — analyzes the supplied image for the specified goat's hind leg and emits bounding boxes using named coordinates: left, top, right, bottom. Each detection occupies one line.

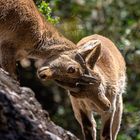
left=112, top=95, right=123, bottom=140
left=0, top=41, right=17, bottom=79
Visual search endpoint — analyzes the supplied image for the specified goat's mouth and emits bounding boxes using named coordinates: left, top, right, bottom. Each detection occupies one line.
left=54, top=78, right=81, bottom=93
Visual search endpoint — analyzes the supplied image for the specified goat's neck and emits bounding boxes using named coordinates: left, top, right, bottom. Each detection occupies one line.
left=32, top=21, right=76, bottom=58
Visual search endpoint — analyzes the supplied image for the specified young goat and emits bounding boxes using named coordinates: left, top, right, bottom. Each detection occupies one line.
left=38, top=34, right=126, bottom=140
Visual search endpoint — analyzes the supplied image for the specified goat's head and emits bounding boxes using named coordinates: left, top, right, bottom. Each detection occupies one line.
left=38, top=40, right=111, bottom=111
left=37, top=40, right=101, bottom=92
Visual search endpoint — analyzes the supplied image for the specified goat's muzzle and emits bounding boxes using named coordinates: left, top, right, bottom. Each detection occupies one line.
left=37, top=66, right=53, bottom=80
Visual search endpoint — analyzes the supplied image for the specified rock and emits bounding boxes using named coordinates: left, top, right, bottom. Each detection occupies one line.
left=0, top=68, right=79, bottom=140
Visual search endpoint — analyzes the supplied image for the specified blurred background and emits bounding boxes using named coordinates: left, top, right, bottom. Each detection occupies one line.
left=19, top=0, right=140, bottom=139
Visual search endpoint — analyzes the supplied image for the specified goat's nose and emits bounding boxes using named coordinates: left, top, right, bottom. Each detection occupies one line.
left=37, top=66, right=52, bottom=80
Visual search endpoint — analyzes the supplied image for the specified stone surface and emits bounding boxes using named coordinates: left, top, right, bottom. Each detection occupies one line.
left=0, top=68, right=79, bottom=140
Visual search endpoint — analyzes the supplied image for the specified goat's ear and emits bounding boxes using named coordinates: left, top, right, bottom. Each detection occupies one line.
left=77, top=40, right=101, bottom=59
left=86, top=42, right=101, bottom=69
left=77, top=40, right=101, bottom=68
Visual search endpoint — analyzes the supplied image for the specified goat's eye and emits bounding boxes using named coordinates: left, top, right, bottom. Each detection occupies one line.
left=67, top=66, right=76, bottom=73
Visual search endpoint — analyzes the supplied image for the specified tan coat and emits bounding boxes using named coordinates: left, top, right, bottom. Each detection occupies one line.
left=38, top=34, right=126, bottom=140
left=0, top=0, right=75, bottom=78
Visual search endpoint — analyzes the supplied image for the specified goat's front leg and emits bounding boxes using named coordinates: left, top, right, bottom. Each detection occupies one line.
left=100, top=86, right=120, bottom=140
left=100, top=92, right=117, bottom=140
left=69, top=94, right=96, bottom=140
left=80, top=110, right=96, bottom=140
left=0, top=42, right=17, bottom=79
left=100, top=110, right=115, bottom=140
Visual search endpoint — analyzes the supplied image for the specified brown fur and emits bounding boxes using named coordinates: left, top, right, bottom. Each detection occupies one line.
left=38, top=34, right=126, bottom=140
left=0, top=0, right=76, bottom=78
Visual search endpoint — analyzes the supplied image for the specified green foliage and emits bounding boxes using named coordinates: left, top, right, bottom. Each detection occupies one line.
left=37, top=1, right=59, bottom=24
